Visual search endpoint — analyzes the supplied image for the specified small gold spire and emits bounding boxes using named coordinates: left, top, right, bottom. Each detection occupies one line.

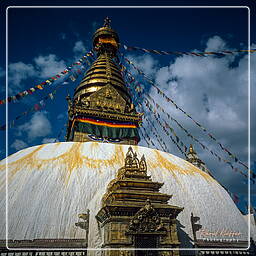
left=189, top=144, right=195, bottom=154
left=103, top=17, right=111, bottom=27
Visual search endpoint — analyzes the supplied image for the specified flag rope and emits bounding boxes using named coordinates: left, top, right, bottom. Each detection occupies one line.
left=121, top=62, right=254, bottom=182
left=0, top=65, right=87, bottom=131
left=123, top=57, right=250, bottom=172
left=138, top=105, right=169, bottom=153
left=0, top=51, right=94, bottom=105
left=123, top=45, right=256, bottom=57
left=122, top=64, right=186, bottom=156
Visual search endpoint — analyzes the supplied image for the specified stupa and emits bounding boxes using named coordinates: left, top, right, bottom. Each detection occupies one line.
left=0, top=18, right=253, bottom=256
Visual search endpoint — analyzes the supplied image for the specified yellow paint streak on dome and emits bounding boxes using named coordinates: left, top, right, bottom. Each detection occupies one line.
left=0, top=162, right=5, bottom=172
left=182, top=161, right=216, bottom=183
left=147, top=150, right=183, bottom=185
left=1, top=144, right=85, bottom=185
left=2, top=143, right=126, bottom=185
left=55, top=143, right=84, bottom=184
left=6, top=145, right=46, bottom=180
left=80, top=144, right=125, bottom=170
left=150, top=150, right=215, bottom=183
left=89, top=142, right=100, bottom=148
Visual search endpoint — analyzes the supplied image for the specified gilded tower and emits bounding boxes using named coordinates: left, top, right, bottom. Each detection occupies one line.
left=186, top=144, right=212, bottom=175
left=96, top=147, right=183, bottom=256
left=66, top=17, right=142, bottom=144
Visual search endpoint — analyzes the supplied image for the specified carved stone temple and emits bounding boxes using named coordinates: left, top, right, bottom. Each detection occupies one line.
left=96, top=147, right=183, bottom=256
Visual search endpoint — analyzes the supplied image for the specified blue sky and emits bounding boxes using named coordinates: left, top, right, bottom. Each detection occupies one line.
left=0, top=1, right=255, bottom=213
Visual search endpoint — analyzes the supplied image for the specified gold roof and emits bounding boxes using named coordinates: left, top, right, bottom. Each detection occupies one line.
left=74, top=53, right=131, bottom=103
left=92, top=17, right=119, bottom=48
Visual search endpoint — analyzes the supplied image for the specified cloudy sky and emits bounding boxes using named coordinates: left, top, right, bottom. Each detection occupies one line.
left=0, top=1, right=255, bottom=212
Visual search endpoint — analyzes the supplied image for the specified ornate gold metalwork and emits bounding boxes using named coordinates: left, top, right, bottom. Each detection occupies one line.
left=127, top=199, right=165, bottom=233
left=186, top=144, right=212, bottom=175
left=72, top=107, right=142, bottom=121
left=66, top=19, right=142, bottom=144
left=96, top=147, right=183, bottom=254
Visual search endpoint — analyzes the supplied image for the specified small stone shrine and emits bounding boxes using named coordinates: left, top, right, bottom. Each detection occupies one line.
left=96, top=147, right=183, bottom=256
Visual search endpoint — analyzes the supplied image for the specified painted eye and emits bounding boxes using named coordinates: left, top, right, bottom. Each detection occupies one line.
left=88, top=134, right=103, bottom=141
left=108, top=138, right=121, bottom=143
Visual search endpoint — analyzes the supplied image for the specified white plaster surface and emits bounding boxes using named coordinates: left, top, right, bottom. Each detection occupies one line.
left=0, top=142, right=250, bottom=249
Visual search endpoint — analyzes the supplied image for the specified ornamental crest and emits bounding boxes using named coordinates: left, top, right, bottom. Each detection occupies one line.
left=127, top=199, right=166, bottom=233
left=116, top=146, right=147, bottom=178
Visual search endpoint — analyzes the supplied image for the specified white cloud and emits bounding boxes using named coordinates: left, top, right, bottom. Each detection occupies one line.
left=129, top=36, right=255, bottom=192
left=205, top=35, right=227, bottom=51
left=8, top=62, right=36, bottom=86
left=127, top=54, right=158, bottom=76
left=17, top=111, right=52, bottom=141
left=73, top=40, right=86, bottom=54
left=7, top=54, right=66, bottom=93
left=8, top=62, right=37, bottom=93
left=42, top=138, right=58, bottom=144
left=57, top=112, right=68, bottom=120
left=11, top=139, right=28, bottom=151
left=92, top=21, right=100, bottom=32
left=34, top=54, right=66, bottom=78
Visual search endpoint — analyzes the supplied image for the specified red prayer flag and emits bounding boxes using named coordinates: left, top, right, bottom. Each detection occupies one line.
left=34, top=104, right=40, bottom=111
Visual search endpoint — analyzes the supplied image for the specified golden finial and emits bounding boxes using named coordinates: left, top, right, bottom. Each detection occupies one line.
left=189, top=144, right=195, bottom=153
left=139, top=155, right=147, bottom=172
left=104, top=17, right=111, bottom=27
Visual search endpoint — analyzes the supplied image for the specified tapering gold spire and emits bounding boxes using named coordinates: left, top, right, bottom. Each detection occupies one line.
left=73, top=53, right=131, bottom=103
left=186, top=144, right=212, bottom=175
left=66, top=18, right=142, bottom=144
left=189, top=144, right=195, bottom=154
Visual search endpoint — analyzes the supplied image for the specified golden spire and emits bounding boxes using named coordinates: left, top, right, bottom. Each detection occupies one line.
left=103, top=17, right=111, bottom=27
left=73, top=17, right=127, bottom=102
left=66, top=18, right=142, bottom=144
left=73, top=53, right=131, bottom=103
left=186, top=144, right=212, bottom=175
left=189, top=144, right=195, bottom=154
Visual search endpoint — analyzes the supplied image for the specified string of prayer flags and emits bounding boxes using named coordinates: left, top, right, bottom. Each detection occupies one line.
left=123, top=45, right=256, bottom=57
left=122, top=66, right=254, bottom=182
left=145, top=93, right=252, bottom=180
left=140, top=126, right=157, bottom=148
left=143, top=116, right=169, bottom=153
left=69, top=73, right=78, bottom=82
left=155, top=113, right=186, bottom=156
left=124, top=57, right=251, bottom=173
left=0, top=51, right=94, bottom=105
left=145, top=95, right=225, bottom=162
left=143, top=102, right=186, bottom=156
left=139, top=127, right=151, bottom=148
left=231, top=192, right=240, bottom=204
left=135, top=94, right=187, bottom=156
left=0, top=65, right=87, bottom=131
left=144, top=96, right=253, bottom=181
left=123, top=67, right=225, bottom=164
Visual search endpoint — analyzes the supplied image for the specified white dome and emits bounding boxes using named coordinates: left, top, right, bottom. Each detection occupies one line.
left=0, top=142, right=249, bottom=249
